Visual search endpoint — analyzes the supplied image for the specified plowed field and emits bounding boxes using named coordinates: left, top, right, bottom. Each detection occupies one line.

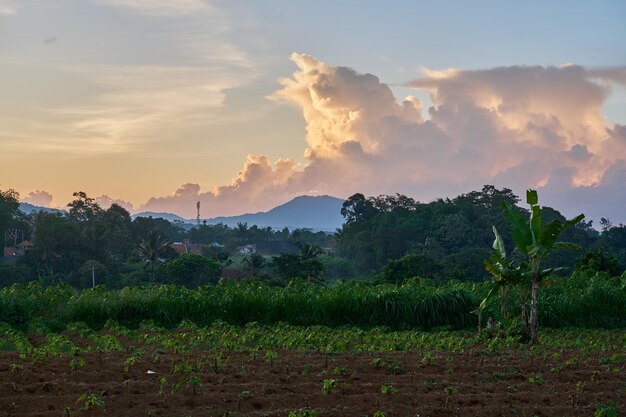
left=1, top=334, right=624, bottom=417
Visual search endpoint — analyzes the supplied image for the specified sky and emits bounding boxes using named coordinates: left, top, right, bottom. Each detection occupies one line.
left=1, top=0, right=626, bottom=224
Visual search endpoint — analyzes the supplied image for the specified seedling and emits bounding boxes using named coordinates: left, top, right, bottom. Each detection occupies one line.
left=288, top=408, right=318, bottom=417
left=189, top=375, right=202, bottom=394
left=594, top=403, right=619, bottom=417
left=9, top=363, right=23, bottom=373
left=322, top=378, right=337, bottom=394
left=380, top=384, right=397, bottom=395
left=76, top=393, right=104, bottom=410
left=370, top=357, right=384, bottom=368
left=158, top=377, right=167, bottom=396
left=265, top=350, right=278, bottom=367
left=70, top=358, right=86, bottom=372
left=386, top=363, right=404, bottom=375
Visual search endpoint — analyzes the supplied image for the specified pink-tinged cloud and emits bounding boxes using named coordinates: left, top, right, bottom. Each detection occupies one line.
left=22, top=190, right=54, bottom=207
left=94, top=195, right=134, bottom=212
left=140, top=55, right=626, bottom=223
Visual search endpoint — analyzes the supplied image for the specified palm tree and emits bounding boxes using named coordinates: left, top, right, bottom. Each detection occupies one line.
left=236, top=222, right=249, bottom=244
left=298, top=242, right=323, bottom=260
left=137, top=229, right=169, bottom=280
left=498, top=189, right=583, bottom=343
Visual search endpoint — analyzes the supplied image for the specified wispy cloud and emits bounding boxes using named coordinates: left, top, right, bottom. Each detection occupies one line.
left=0, top=0, right=16, bottom=15
left=1, top=1, right=257, bottom=157
left=93, top=0, right=212, bottom=16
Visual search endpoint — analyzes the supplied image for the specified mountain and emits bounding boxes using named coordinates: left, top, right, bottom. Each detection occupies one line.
left=205, top=195, right=345, bottom=231
left=19, top=203, right=62, bottom=214
left=131, top=211, right=189, bottom=223
left=21, top=195, right=346, bottom=231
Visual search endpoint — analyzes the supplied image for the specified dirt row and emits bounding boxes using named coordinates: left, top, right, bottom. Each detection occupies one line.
left=0, top=344, right=624, bottom=417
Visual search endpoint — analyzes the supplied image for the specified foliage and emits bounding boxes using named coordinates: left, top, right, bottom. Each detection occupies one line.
left=0, top=188, right=20, bottom=247
left=164, top=253, right=220, bottom=287
left=496, top=189, right=584, bottom=343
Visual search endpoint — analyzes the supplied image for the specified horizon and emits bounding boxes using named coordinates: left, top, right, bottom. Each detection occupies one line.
left=2, top=1, right=626, bottom=223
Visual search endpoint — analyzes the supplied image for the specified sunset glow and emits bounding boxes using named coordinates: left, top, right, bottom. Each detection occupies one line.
left=1, top=1, right=625, bottom=222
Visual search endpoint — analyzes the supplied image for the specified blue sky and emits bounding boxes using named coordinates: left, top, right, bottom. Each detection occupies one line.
left=1, top=0, right=625, bottom=221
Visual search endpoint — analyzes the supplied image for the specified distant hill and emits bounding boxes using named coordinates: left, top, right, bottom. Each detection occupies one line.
left=205, top=195, right=345, bottom=231
left=21, top=195, right=346, bottom=231
left=19, top=203, right=62, bottom=214
left=131, top=211, right=189, bottom=223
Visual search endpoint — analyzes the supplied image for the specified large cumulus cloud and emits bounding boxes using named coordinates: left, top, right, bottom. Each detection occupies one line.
left=142, top=54, right=626, bottom=223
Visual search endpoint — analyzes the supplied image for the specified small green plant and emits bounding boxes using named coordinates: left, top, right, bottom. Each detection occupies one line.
left=528, top=375, right=544, bottom=384
left=158, top=376, right=167, bottom=395
left=421, top=352, right=435, bottom=364
left=576, top=380, right=585, bottom=393
left=288, top=407, right=318, bottom=417
left=265, top=350, right=278, bottom=367
left=239, top=390, right=253, bottom=400
left=70, top=358, right=86, bottom=372
left=423, top=379, right=437, bottom=387
left=189, top=375, right=202, bottom=394
left=76, top=393, right=104, bottom=410
left=599, top=354, right=625, bottom=365
left=9, top=363, right=23, bottom=373
left=380, top=384, right=397, bottom=395
left=370, top=357, right=384, bottom=368
left=303, top=364, right=313, bottom=375
left=333, top=366, right=346, bottom=375
left=321, top=378, right=337, bottom=394
left=444, top=386, right=459, bottom=395
left=594, top=403, right=619, bottom=417
left=386, top=363, right=404, bottom=375
left=372, top=411, right=386, bottom=417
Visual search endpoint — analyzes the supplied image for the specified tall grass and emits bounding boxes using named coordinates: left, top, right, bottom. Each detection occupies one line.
left=0, top=276, right=623, bottom=331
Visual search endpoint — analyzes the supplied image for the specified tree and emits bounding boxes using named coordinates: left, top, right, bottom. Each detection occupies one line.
left=137, top=230, right=170, bottom=280
left=575, top=249, right=623, bottom=277
left=340, top=193, right=377, bottom=224
left=271, top=253, right=324, bottom=283
left=242, top=253, right=266, bottom=279
left=0, top=188, right=20, bottom=247
left=498, top=189, right=584, bottom=344
left=374, top=253, right=442, bottom=284
left=164, top=253, right=220, bottom=287
left=67, top=191, right=103, bottom=222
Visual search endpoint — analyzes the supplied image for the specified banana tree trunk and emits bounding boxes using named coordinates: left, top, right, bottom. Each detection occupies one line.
left=529, top=276, right=539, bottom=344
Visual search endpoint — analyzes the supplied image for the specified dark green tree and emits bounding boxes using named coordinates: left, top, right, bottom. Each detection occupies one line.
left=0, top=188, right=20, bottom=247
left=137, top=230, right=170, bottom=280
left=164, top=253, right=220, bottom=287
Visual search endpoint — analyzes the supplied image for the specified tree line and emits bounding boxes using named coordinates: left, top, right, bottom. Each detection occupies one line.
left=1, top=185, right=625, bottom=289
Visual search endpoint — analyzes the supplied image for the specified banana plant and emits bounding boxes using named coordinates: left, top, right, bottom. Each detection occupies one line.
left=499, top=189, right=584, bottom=344
left=481, top=226, right=525, bottom=328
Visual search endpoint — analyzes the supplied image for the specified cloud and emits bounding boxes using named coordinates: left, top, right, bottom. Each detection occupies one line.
left=22, top=190, right=54, bottom=207
left=141, top=55, right=626, bottom=223
left=53, top=54, right=256, bottom=154
left=94, top=195, right=135, bottom=212
left=2, top=2, right=257, bottom=157
left=0, top=0, right=16, bottom=15
left=94, top=0, right=211, bottom=16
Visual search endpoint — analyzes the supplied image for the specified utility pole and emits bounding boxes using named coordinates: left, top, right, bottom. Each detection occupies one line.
left=92, top=263, right=96, bottom=288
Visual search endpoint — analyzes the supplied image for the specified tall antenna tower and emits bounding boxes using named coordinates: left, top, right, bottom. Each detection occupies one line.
left=196, top=201, right=201, bottom=226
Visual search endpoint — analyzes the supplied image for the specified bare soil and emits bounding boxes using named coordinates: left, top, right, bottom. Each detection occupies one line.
left=0, top=339, right=624, bottom=417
